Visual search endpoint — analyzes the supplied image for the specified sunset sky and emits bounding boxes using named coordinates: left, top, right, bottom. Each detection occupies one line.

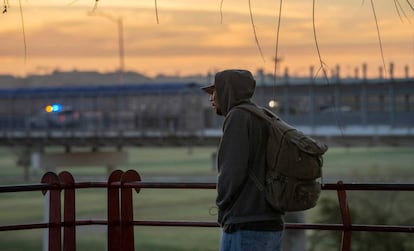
left=0, top=0, right=413, bottom=78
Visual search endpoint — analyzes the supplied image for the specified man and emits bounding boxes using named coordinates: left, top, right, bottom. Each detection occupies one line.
left=201, top=69, right=284, bottom=251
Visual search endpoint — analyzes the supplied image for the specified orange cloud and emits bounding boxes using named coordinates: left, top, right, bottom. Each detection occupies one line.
left=0, top=1, right=412, bottom=78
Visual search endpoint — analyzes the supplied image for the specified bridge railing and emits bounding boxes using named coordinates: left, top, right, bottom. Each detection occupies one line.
left=0, top=170, right=413, bottom=251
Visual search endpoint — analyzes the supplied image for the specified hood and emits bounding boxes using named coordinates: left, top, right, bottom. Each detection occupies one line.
left=214, top=69, right=256, bottom=116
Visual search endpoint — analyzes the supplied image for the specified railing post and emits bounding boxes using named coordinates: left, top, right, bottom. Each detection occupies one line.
left=107, top=170, right=124, bottom=251
left=120, top=170, right=141, bottom=251
left=337, top=181, right=352, bottom=251
left=41, top=172, right=62, bottom=251
left=59, top=171, right=76, bottom=251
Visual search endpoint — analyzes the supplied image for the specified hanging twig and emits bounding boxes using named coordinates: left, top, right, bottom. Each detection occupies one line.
left=248, top=0, right=265, bottom=62
left=155, top=0, right=159, bottom=24
left=312, top=0, right=328, bottom=81
left=370, top=0, right=387, bottom=76
left=394, top=0, right=410, bottom=22
left=92, top=0, right=99, bottom=12
left=220, top=0, right=224, bottom=24
left=406, top=0, right=414, bottom=11
left=18, top=0, right=27, bottom=63
left=3, top=0, right=9, bottom=14
left=312, top=0, right=344, bottom=136
left=272, top=0, right=283, bottom=94
left=66, top=0, right=79, bottom=7
left=393, top=0, right=403, bottom=21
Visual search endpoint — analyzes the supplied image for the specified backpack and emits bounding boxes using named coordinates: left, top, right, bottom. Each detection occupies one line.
left=236, top=103, right=328, bottom=212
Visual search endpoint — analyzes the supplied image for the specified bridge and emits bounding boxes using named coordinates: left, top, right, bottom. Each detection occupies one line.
left=0, top=78, right=413, bottom=178
left=1, top=125, right=413, bottom=148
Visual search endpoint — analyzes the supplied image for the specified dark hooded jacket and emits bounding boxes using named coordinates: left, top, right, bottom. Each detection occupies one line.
left=214, top=69, right=284, bottom=230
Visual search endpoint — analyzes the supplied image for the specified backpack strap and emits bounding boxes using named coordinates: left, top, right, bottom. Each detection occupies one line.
left=234, top=104, right=279, bottom=193
left=247, top=168, right=265, bottom=191
left=236, top=103, right=295, bottom=136
left=235, top=103, right=276, bottom=124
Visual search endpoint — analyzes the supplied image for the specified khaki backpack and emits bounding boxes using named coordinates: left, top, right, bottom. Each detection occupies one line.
left=237, top=104, right=328, bottom=212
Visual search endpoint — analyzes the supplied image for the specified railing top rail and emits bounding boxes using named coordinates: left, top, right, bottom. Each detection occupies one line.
left=1, top=181, right=414, bottom=193
left=0, top=183, right=52, bottom=193
left=2, top=220, right=413, bottom=233
left=322, top=183, right=414, bottom=191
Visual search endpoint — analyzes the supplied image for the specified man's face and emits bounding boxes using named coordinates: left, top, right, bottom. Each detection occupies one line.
left=210, top=89, right=222, bottom=115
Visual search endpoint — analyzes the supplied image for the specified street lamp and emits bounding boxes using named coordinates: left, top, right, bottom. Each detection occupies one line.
left=88, top=11, right=125, bottom=84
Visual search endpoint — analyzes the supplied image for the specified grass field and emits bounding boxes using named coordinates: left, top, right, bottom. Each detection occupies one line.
left=0, top=146, right=413, bottom=250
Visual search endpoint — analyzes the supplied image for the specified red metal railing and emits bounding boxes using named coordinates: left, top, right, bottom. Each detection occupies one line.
left=0, top=169, right=413, bottom=251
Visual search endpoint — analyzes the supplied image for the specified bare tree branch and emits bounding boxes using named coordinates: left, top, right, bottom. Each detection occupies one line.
left=248, top=0, right=265, bottom=62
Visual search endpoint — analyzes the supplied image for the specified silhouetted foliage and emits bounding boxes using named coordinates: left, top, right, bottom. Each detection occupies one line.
left=308, top=192, right=414, bottom=251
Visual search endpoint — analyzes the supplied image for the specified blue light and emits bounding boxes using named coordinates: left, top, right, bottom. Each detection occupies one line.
left=51, top=104, right=62, bottom=112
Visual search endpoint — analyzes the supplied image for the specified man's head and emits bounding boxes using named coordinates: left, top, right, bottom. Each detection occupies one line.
left=201, top=83, right=222, bottom=115
left=201, top=69, right=256, bottom=116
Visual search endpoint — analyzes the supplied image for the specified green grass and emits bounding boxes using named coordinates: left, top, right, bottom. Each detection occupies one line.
left=136, top=228, right=220, bottom=251
left=0, top=146, right=413, bottom=250
left=322, top=147, right=414, bottom=181
left=128, top=146, right=216, bottom=176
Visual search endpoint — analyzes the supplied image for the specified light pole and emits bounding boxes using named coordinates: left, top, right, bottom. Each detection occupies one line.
left=88, top=11, right=125, bottom=84
left=273, top=56, right=283, bottom=79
